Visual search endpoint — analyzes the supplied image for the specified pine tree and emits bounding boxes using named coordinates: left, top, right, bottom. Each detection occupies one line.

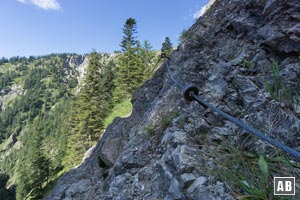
left=16, top=158, right=31, bottom=200
left=120, top=18, right=137, bottom=52
left=64, top=52, right=115, bottom=169
left=96, top=58, right=115, bottom=114
left=161, top=37, right=173, bottom=57
left=16, top=118, right=51, bottom=200
left=79, top=52, right=107, bottom=143
left=139, top=40, right=157, bottom=79
left=113, top=18, right=144, bottom=102
left=62, top=99, right=85, bottom=168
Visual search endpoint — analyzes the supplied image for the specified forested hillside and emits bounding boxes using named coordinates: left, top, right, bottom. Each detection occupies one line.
left=0, top=53, right=88, bottom=200
left=0, top=17, right=166, bottom=200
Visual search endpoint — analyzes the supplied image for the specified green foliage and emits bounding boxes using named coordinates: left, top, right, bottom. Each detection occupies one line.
left=213, top=141, right=300, bottom=200
left=67, top=77, right=78, bottom=89
left=113, top=19, right=157, bottom=103
left=0, top=71, right=19, bottom=90
left=63, top=52, right=115, bottom=169
left=16, top=117, right=52, bottom=200
left=241, top=59, right=255, bottom=68
left=0, top=54, right=77, bottom=200
left=265, top=63, right=295, bottom=107
left=161, top=37, right=173, bottom=57
left=63, top=99, right=87, bottom=168
left=15, top=99, right=70, bottom=200
left=258, top=154, right=269, bottom=180
left=144, top=112, right=178, bottom=137
left=179, top=29, right=189, bottom=43
left=161, top=112, right=177, bottom=130
left=139, top=40, right=158, bottom=79
left=113, top=50, right=143, bottom=100
left=144, top=124, right=156, bottom=136
left=176, top=116, right=189, bottom=129
left=120, top=18, right=138, bottom=52
left=0, top=55, right=73, bottom=142
left=103, top=98, right=132, bottom=128
left=0, top=57, right=9, bottom=65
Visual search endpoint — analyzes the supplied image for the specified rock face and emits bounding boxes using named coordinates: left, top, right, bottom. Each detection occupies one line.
left=0, top=83, right=23, bottom=110
left=47, top=0, right=300, bottom=199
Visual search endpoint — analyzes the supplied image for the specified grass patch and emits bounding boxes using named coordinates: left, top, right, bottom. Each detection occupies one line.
left=265, top=63, right=295, bottom=107
left=212, top=139, right=300, bottom=200
left=144, top=112, right=178, bottom=138
left=103, top=98, right=132, bottom=128
left=144, top=124, right=156, bottom=136
left=241, top=59, right=255, bottom=68
left=161, top=112, right=178, bottom=130
left=177, top=116, right=189, bottom=129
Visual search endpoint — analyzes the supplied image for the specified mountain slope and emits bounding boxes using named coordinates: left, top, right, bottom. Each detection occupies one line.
left=47, top=0, right=300, bottom=199
left=0, top=54, right=89, bottom=198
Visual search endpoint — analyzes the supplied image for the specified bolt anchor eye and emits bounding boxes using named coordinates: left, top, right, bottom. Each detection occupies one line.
left=183, top=84, right=199, bottom=102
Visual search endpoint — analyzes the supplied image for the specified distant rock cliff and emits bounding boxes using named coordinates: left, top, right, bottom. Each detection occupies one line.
left=47, top=0, right=300, bottom=199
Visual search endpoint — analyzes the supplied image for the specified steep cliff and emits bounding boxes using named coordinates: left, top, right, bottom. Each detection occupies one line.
left=47, top=0, right=300, bottom=199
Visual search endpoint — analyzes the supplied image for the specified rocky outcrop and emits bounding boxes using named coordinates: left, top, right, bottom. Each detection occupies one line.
left=0, top=83, right=23, bottom=110
left=47, top=0, right=300, bottom=199
left=64, top=54, right=88, bottom=87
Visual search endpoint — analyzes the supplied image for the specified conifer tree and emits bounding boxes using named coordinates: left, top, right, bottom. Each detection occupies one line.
left=139, top=40, right=157, bottom=79
left=161, top=37, right=173, bottom=57
left=64, top=52, right=103, bottom=168
left=16, top=159, right=30, bottom=200
left=113, top=18, right=144, bottom=102
left=64, top=52, right=115, bottom=169
left=16, top=118, right=51, bottom=200
left=120, top=18, right=137, bottom=52
left=99, top=59, right=115, bottom=110
left=78, top=52, right=103, bottom=144
left=63, top=99, right=85, bottom=168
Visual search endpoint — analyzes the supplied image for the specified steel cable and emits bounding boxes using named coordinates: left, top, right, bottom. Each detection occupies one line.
left=161, top=54, right=300, bottom=160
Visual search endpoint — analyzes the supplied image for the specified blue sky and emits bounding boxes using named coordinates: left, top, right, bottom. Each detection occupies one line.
left=1, top=0, right=209, bottom=58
